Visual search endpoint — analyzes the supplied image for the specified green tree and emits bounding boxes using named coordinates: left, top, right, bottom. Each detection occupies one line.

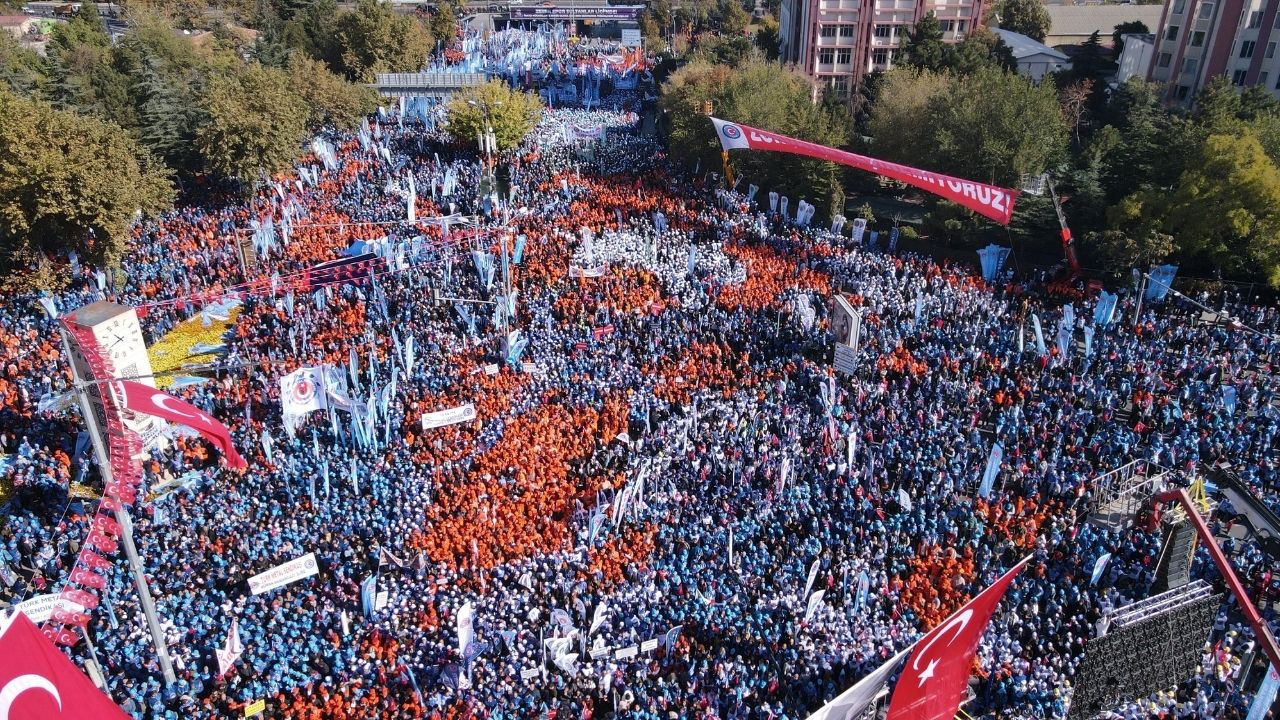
left=897, top=13, right=949, bottom=72
left=754, top=15, right=780, bottom=60
left=662, top=59, right=851, bottom=214
left=1096, top=78, right=1191, bottom=203
left=0, top=88, right=173, bottom=280
left=869, top=65, right=1066, bottom=186
left=866, top=68, right=950, bottom=166
left=1162, top=132, right=1280, bottom=284
left=445, top=80, right=543, bottom=151
left=1112, top=20, right=1149, bottom=60
left=332, top=0, right=432, bottom=82
left=995, top=0, right=1051, bottom=42
left=196, top=63, right=309, bottom=185
left=714, top=0, right=750, bottom=36
left=1084, top=227, right=1174, bottom=272
left=0, top=31, right=49, bottom=98
left=287, top=53, right=379, bottom=132
left=45, top=4, right=134, bottom=126
left=428, top=2, right=457, bottom=48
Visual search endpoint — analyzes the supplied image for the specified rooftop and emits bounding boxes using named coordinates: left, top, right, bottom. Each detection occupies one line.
left=1045, top=5, right=1164, bottom=40
left=994, top=28, right=1071, bottom=61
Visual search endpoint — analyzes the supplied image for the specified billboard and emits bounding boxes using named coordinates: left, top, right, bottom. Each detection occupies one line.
left=510, top=5, right=643, bottom=19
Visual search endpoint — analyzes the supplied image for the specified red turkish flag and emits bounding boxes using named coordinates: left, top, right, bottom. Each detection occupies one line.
left=115, top=381, right=247, bottom=469
left=885, top=560, right=1027, bottom=720
left=0, top=612, right=130, bottom=719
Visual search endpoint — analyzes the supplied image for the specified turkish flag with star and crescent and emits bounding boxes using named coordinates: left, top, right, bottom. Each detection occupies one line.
left=885, top=559, right=1028, bottom=720
left=115, top=381, right=247, bottom=469
left=0, top=612, right=130, bottom=719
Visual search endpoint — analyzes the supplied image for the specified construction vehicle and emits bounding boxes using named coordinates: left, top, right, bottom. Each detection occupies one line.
left=1025, top=173, right=1101, bottom=299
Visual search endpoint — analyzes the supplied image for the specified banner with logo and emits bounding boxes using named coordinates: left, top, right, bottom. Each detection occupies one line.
left=569, top=264, right=609, bottom=279
left=247, top=553, right=319, bottom=595
left=711, top=117, right=1019, bottom=225
left=421, top=403, right=477, bottom=430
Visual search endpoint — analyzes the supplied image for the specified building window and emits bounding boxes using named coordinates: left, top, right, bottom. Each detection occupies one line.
left=1157, top=52, right=1172, bottom=67
left=939, top=18, right=956, bottom=31
left=959, top=5, right=971, bottom=15
left=1241, top=40, right=1256, bottom=58
left=1176, top=84, right=1191, bottom=100
left=1262, top=71, right=1269, bottom=86
left=1165, top=25, right=1179, bottom=41
left=840, top=24, right=856, bottom=37
left=874, top=24, right=891, bottom=37
left=872, top=48, right=889, bottom=65
left=829, top=76, right=851, bottom=96
left=956, top=20, right=967, bottom=32
left=1173, top=0, right=1185, bottom=13
left=819, top=48, right=835, bottom=63
left=821, top=25, right=837, bottom=37
left=836, top=48, right=852, bottom=63
left=1249, top=10, right=1264, bottom=27
left=1191, top=30, right=1205, bottom=46
left=1182, top=57, right=1198, bottom=74
left=1198, top=3, right=1213, bottom=19
left=1268, top=41, right=1276, bottom=58
left=1232, top=68, right=1248, bottom=85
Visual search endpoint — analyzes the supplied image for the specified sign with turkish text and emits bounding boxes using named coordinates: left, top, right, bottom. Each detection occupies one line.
left=246, top=553, right=319, bottom=595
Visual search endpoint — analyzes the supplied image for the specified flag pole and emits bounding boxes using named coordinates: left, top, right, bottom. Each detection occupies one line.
left=59, top=323, right=178, bottom=687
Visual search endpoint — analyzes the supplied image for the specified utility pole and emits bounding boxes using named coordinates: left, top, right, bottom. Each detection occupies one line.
left=59, top=322, right=177, bottom=687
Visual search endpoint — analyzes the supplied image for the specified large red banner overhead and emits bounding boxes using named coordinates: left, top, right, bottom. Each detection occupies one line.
left=710, top=117, right=1019, bottom=225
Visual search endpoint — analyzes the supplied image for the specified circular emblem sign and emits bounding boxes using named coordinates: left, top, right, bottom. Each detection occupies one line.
left=721, top=124, right=743, bottom=140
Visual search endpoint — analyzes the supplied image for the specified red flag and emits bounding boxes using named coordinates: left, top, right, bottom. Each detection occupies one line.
left=115, top=381, right=247, bottom=469
left=0, top=612, right=130, bottom=719
left=885, top=560, right=1027, bottom=720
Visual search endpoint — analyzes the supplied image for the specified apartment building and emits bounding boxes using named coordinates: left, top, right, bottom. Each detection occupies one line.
left=778, top=0, right=988, bottom=97
left=1148, top=0, right=1280, bottom=104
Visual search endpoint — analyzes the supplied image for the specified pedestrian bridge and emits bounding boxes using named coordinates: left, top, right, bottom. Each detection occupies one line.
left=373, top=72, right=487, bottom=99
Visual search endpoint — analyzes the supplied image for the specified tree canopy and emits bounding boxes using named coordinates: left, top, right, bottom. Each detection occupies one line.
left=0, top=88, right=173, bottom=279
left=868, top=65, right=1067, bottom=187
left=195, top=62, right=309, bottom=184
left=662, top=59, right=851, bottom=216
left=995, top=0, right=1052, bottom=42
left=445, top=80, right=544, bottom=152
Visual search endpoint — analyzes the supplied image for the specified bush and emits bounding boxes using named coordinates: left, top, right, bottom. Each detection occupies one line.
left=897, top=225, right=919, bottom=241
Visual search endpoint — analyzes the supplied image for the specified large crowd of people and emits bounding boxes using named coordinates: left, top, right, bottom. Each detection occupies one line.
left=2, top=28, right=1280, bottom=720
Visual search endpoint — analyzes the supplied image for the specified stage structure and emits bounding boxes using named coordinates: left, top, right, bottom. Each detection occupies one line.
left=1066, top=581, right=1221, bottom=719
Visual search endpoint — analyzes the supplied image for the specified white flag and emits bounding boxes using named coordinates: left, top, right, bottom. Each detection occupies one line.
left=457, top=601, right=475, bottom=657
left=898, top=487, right=913, bottom=511
left=216, top=618, right=244, bottom=678
left=280, top=366, right=327, bottom=419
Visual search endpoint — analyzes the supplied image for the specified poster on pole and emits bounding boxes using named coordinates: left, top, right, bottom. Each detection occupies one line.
left=247, top=552, right=319, bottom=595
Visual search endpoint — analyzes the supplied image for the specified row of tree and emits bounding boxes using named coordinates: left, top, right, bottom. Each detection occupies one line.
left=0, top=4, right=390, bottom=282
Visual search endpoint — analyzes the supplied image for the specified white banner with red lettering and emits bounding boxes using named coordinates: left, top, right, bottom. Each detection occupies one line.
left=711, top=117, right=1019, bottom=225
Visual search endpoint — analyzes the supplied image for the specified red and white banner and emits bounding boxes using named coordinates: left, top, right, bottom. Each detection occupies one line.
left=885, top=559, right=1028, bottom=720
left=115, top=381, right=247, bottom=469
left=0, top=612, right=130, bottom=719
left=216, top=618, right=244, bottom=678
left=710, top=117, right=1019, bottom=225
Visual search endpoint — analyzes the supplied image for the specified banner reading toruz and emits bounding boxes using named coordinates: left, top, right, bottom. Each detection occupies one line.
left=711, top=118, right=1019, bottom=225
